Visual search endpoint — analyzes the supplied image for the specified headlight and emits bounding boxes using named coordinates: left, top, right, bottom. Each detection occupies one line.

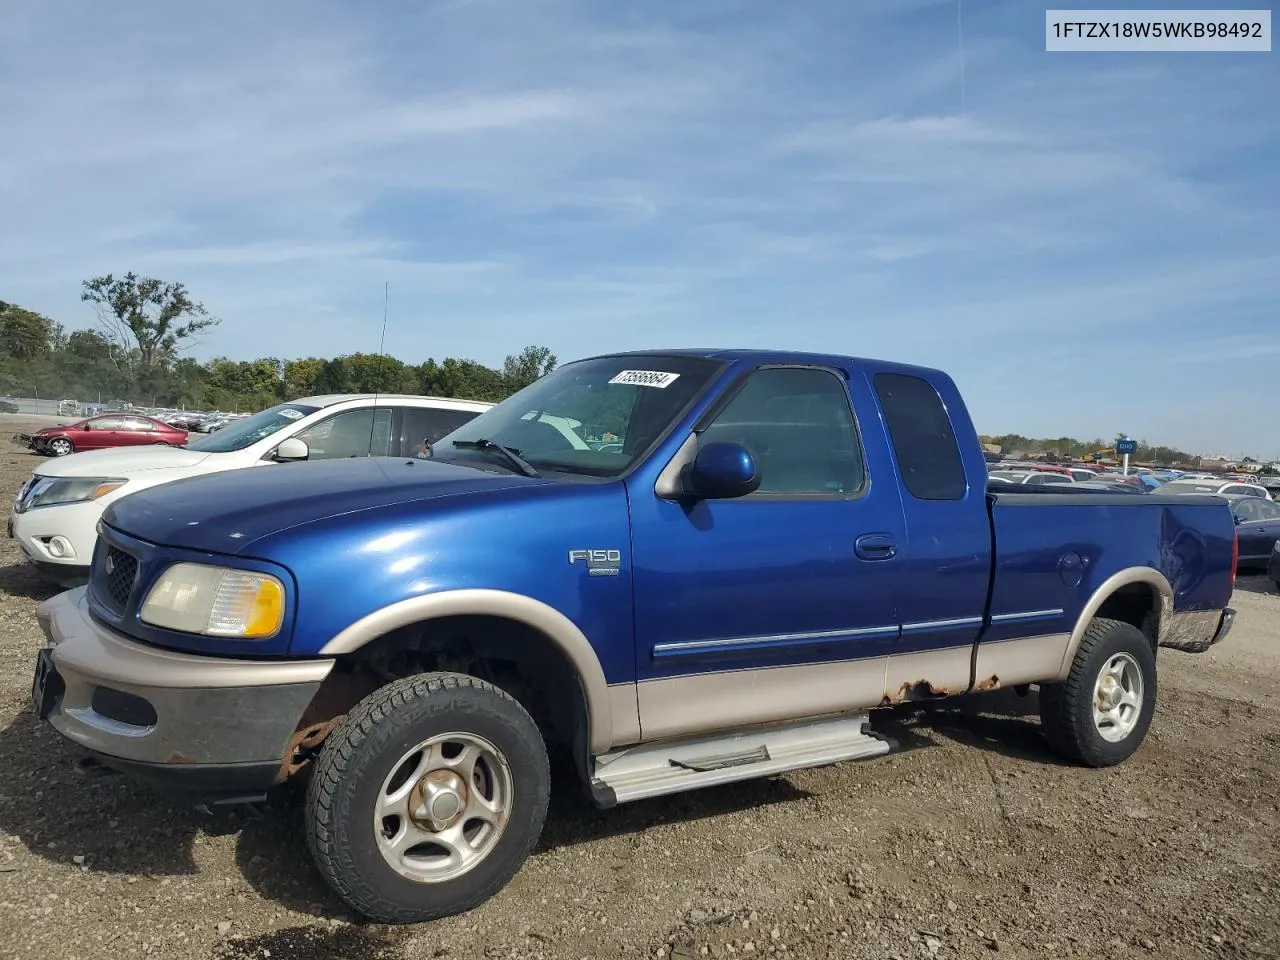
left=140, top=563, right=286, bottom=639
left=22, top=476, right=127, bottom=510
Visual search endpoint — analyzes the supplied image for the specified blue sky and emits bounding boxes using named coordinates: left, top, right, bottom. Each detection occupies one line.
left=2, top=1, right=1277, bottom=455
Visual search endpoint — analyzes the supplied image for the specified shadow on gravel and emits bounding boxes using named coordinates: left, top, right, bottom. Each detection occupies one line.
left=0, top=710, right=248, bottom=878
left=1232, top=574, right=1275, bottom=596
left=876, top=687, right=1073, bottom=767
left=0, top=563, right=64, bottom=603
left=211, top=926, right=403, bottom=960
left=0, top=687, right=1051, bottom=925
left=228, top=752, right=815, bottom=919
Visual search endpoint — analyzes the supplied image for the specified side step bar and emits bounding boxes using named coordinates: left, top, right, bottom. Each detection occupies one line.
left=590, top=713, right=891, bottom=806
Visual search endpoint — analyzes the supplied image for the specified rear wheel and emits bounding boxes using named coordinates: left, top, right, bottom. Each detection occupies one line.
left=48, top=438, right=73, bottom=456
left=305, top=672, right=550, bottom=924
left=1039, top=617, right=1156, bottom=767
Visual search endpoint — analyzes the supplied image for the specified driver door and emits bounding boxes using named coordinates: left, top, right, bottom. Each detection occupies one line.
left=81, top=416, right=123, bottom=450
left=627, top=364, right=905, bottom=741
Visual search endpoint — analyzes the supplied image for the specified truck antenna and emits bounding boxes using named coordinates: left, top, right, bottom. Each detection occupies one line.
left=368, top=281, right=389, bottom=455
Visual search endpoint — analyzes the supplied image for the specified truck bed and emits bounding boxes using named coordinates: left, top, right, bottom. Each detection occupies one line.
left=985, top=487, right=1236, bottom=656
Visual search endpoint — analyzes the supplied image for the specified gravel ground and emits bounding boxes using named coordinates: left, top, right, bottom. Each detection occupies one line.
left=0, top=415, right=1276, bottom=960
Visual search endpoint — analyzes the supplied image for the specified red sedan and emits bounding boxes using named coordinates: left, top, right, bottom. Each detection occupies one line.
left=27, top=413, right=188, bottom=457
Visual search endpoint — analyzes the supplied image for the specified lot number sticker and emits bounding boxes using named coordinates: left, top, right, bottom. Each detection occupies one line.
left=279, top=408, right=306, bottom=420
left=609, top=370, right=681, bottom=388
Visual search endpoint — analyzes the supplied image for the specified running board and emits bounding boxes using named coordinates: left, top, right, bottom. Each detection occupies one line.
left=590, top=713, right=891, bottom=806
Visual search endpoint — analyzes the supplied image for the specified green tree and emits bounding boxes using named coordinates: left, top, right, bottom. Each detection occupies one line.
left=311, top=357, right=350, bottom=394
left=0, top=301, right=56, bottom=358
left=62, top=329, right=131, bottom=401
left=81, top=273, right=220, bottom=371
left=342, top=353, right=416, bottom=393
left=420, top=357, right=508, bottom=401
left=502, top=345, right=557, bottom=392
left=284, top=358, right=325, bottom=397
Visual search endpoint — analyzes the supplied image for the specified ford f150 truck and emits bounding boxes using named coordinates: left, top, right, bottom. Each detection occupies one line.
left=31, top=349, right=1237, bottom=924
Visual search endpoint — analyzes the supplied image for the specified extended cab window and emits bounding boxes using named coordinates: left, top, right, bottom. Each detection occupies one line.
left=297, top=408, right=394, bottom=459
left=873, top=373, right=967, bottom=500
left=701, top=367, right=865, bottom=496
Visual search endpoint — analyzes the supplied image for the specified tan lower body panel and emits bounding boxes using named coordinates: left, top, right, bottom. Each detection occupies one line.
left=635, top=656, right=888, bottom=743
left=607, top=683, right=642, bottom=747
left=883, top=644, right=973, bottom=701
left=626, top=634, right=1073, bottom=748
left=975, top=633, right=1071, bottom=689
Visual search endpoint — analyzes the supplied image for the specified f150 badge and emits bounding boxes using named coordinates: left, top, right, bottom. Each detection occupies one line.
left=568, top=548, right=622, bottom=576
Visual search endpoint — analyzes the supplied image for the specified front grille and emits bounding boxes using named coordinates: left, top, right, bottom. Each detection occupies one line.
left=95, top=546, right=139, bottom=613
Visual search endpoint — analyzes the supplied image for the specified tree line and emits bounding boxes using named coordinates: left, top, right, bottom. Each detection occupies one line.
left=0, top=275, right=1221, bottom=464
left=0, top=274, right=556, bottom=413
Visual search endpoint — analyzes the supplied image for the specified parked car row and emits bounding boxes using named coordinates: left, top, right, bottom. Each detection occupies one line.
left=988, top=460, right=1273, bottom=500
left=988, top=460, right=1280, bottom=576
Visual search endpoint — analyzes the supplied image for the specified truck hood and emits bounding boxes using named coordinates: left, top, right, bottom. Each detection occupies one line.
left=102, top=457, right=545, bottom=555
left=35, top=445, right=215, bottom=477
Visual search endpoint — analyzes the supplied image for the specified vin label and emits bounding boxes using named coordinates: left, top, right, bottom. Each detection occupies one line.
left=609, top=370, right=681, bottom=388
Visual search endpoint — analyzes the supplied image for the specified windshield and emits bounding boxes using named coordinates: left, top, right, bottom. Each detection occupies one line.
left=184, top=403, right=321, bottom=453
left=433, top=354, right=723, bottom=477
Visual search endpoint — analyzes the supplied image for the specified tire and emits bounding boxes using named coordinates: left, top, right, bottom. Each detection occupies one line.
left=305, top=672, right=550, bottom=924
left=1039, top=617, right=1156, bottom=767
left=49, top=437, right=73, bottom=456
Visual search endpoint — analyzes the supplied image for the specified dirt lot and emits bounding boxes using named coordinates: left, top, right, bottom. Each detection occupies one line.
left=0, top=415, right=1276, bottom=960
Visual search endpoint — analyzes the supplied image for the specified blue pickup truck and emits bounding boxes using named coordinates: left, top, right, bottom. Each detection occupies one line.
left=32, top=349, right=1237, bottom=923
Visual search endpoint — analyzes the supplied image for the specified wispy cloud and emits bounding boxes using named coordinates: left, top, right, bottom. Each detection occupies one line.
left=0, top=0, right=1276, bottom=452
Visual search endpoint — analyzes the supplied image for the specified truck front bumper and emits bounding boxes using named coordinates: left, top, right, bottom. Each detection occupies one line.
left=34, top=587, right=335, bottom=801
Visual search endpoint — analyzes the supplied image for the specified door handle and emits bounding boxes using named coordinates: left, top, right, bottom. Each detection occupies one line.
left=855, top=533, right=897, bottom=561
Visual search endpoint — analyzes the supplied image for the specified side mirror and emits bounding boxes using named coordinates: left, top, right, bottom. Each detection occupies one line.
left=1233, top=514, right=1243, bottom=525
left=682, top=441, right=761, bottom=500
left=274, top=437, right=310, bottom=462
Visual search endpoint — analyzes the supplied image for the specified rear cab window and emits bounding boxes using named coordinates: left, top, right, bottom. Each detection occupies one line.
left=872, top=373, right=968, bottom=500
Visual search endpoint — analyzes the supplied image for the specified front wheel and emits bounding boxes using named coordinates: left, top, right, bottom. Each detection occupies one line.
left=305, top=672, right=550, bottom=924
left=48, top=438, right=73, bottom=456
left=1039, top=617, right=1156, bottom=767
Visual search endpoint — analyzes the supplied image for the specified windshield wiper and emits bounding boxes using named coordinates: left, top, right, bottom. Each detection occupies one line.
left=449, top=439, right=541, bottom=478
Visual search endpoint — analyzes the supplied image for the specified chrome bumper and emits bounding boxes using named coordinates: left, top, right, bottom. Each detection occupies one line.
left=34, top=587, right=334, bottom=783
left=1210, top=607, right=1235, bottom=646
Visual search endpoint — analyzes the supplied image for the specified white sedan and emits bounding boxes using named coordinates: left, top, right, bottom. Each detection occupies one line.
left=9, top=393, right=492, bottom=586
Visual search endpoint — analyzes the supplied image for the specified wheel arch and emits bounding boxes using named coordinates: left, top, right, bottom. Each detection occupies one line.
left=1055, top=568, right=1172, bottom=680
left=318, top=589, right=616, bottom=754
